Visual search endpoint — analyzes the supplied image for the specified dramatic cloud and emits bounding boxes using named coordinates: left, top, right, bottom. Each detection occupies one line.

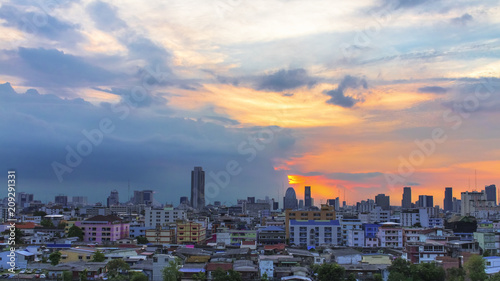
left=324, top=75, right=367, bottom=108
left=418, top=86, right=448, bottom=94
left=256, top=68, right=317, bottom=92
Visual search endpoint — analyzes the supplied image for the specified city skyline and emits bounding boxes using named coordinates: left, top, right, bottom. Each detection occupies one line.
left=1, top=1, right=500, bottom=205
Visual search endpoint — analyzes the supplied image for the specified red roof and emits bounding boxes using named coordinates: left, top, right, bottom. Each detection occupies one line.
left=15, top=222, right=39, bottom=229
left=264, top=244, right=286, bottom=251
left=206, top=263, right=233, bottom=271
left=242, top=241, right=255, bottom=245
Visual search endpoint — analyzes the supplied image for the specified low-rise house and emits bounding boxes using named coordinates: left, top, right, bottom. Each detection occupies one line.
left=485, top=256, right=500, bottom=275
left=331, top=249, right=362, bottom=265
left=403, top=242, right=446, bottom=264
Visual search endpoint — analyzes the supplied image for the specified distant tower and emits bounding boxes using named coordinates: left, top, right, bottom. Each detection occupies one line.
left=283, top=187, right=298, bottom=210
left=375, top=194, right=390, bottom=210
left=191, top=167, right=205, bottom=210
left=107, top=190, right=119, bottom=207
left=402, top=187, right=412, bottom=209
left=304, top=186, right=312, bottom=208
left=444, top=187, right=453, bottom=212
left=418, top=195, right=434, bottom=208
left=485, top=184, right=497, bottom=205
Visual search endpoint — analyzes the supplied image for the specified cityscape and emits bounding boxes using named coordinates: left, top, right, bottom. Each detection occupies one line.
left=1, top=0, right=500, bottom=281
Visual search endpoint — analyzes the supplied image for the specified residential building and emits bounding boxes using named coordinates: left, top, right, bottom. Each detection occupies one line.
left=258, top=226, right=286, bottom=245
left=400, top=209, right=429, bottom=227
left=289, top=220, right=341, bottom=247
left=285, top=205, right=336, bottom=239
left=474, top=232, right=496, bottom=255
left=176, top=221, right=206, bottom=244
left=375, top=194, right=390, bottom=210
left=377, top=224, right=403, bottom=248
left=404, top=242, right=446, bottom=264
left=75, top=215, right=130, bottom=243
left=145, top=225, right=176, bottom=244
left=364, top=224, right=381, bottom=247
left=144, top=207, right=187, bottom=227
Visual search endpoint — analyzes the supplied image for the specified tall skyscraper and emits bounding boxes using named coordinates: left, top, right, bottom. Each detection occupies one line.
left=375, top=194, right=390, bottom=210
left=418, top=195, right=434, bottom=208
left=304, top=186, right=312, bottom=208
left=107, top=190, right=119, bottom=207
left=402, top=187, right=412, bottom=209
left=283, top=187, right=298, bottom=210
left=191, top=167, right=205, bottom=210
left=444, top=187, right=453, bottom=212
left=72, top=196, right=88, bottom=206
left=485, top=184, right=497, bottom=205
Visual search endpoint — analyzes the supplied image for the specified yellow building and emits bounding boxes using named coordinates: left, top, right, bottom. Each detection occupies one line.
left=176, top=221, right=206, bottom=244
left=59, top=248, right=96, bottom=263
left=285, top=205, right=336, bottom=239
left=145, top=227, right=176, bottom=244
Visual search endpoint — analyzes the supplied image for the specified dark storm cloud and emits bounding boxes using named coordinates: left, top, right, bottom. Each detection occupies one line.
left=0, top=84, right=296, bottom=204
left=324, top=75, right=367, bottom=108
left=0, top=4, right=82, bottom=42
left=418, top=86, right=448, bottom=94
left=451, top=13, right=473, bottom=26
left=302, top=171, right=383, bottom=181
left=1, top=47, right=119, bottom=88
left=256, top=68, right=317, bottom=92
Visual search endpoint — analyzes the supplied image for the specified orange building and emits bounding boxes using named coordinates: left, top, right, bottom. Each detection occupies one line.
left=176, top=221, right=206, bottom=244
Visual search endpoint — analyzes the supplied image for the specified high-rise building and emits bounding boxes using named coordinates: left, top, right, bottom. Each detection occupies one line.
left=304, top=186, right=312, bottom=208
left=298, top=200, right=304, bottom=209
left=375, top=194, right=390, bottom=210
left=402, top=187, right=412, bottom=209
left=247, top=197, right=255, bottom=204
left=55, top=195, right=68, bottom=206
left=444, top=187, right=453, bottom=212
left=283, top=187, right=298, bottom=210
left=107, top=190, right=119, bottom=207
left=132, top=190, right=154, bottom=205
left=191, top=167, right=205, bottom=210
left=417, top=195, right=433, bottom=208
left=180, top=196, right=190, bottom=205
left=485, top=184, right=497, bottom=205
left=17, top=193, right=34, bottom=208
left=72, top=196, right=88, bottom=206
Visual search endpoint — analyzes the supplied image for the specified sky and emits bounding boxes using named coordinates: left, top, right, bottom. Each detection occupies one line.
left=1, top=0, right=500, bottom=207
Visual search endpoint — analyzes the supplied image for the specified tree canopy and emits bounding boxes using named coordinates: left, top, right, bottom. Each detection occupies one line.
left=67, top=225, right=84, bottom=240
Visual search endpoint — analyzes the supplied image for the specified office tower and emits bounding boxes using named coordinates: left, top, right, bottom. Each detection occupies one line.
left=72, top=196, right=88, bottom=206
left=283, top=187, right=298, bottom=210
left=247, top=197, right=255, bottom=204
left=191, top=167, right=205, bottom=210
left=304, top=186, right=312, bottom=208
left=418, top=195, right=433, bottom=208
left=327, top=199, right=336, bottom=208
left=17, top=193, right=34, bottom=208
left=335, top=197, right=340, bottom=211
left=273, top=201, right=279, bottom=210
left=375, top=194, right=390, bottom=210
left=55, top=195, right=68, bottom=206
left=402, top=187, right=412, bottom=209
left=107, top=190, right=119, bottom=207
left=485, top=184, right=497, bottom=205
left=132, top=190, right=154, bottom=205
left=298, top=200, right=304, bottom=209
left=444, top=187, right=453, bottom=212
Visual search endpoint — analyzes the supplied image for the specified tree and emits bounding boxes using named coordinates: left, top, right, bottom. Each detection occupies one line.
left=465, top=255, right=488, bottom=281
left=63, top=270, right=73, bottom=281
left=130, top=273, right=148, bottom=281
left=91, top=250, right=106, bottom=262
left=34, top=211, right=48, bottom=217
left=346, top=273, right=356, bottom=281
left=49, top=251, right=62, bottom=266
left=489, top=272, right=500, bottom=281
left=212, top=268, right=242, bottom=281
left=41, top=219, right=55, bottom=228
left=373, top=273, right=383, bottom=281
left=388, top=258, right=411, bottom=281
left=162, top=260, right=181, bottom=281
left=410, top=262, right=445, bottom=281
left=313, top=263, right=345, bottom=281
left=58, top=221, right=68, bottom=229
left=447, top=267, right=466, bottom=281
left=192, top=272, right=206, bottom=281
left=136, top=236, right=149, bottom=244
left=79, top=269, right=88, bottom=281
left=107, top=259, right=130, bottom=280
left=261, top=272, right=270, bottom=281
left=67, top=225, right=84, bottom=240
left=483, top=250, right=491, bottom=257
